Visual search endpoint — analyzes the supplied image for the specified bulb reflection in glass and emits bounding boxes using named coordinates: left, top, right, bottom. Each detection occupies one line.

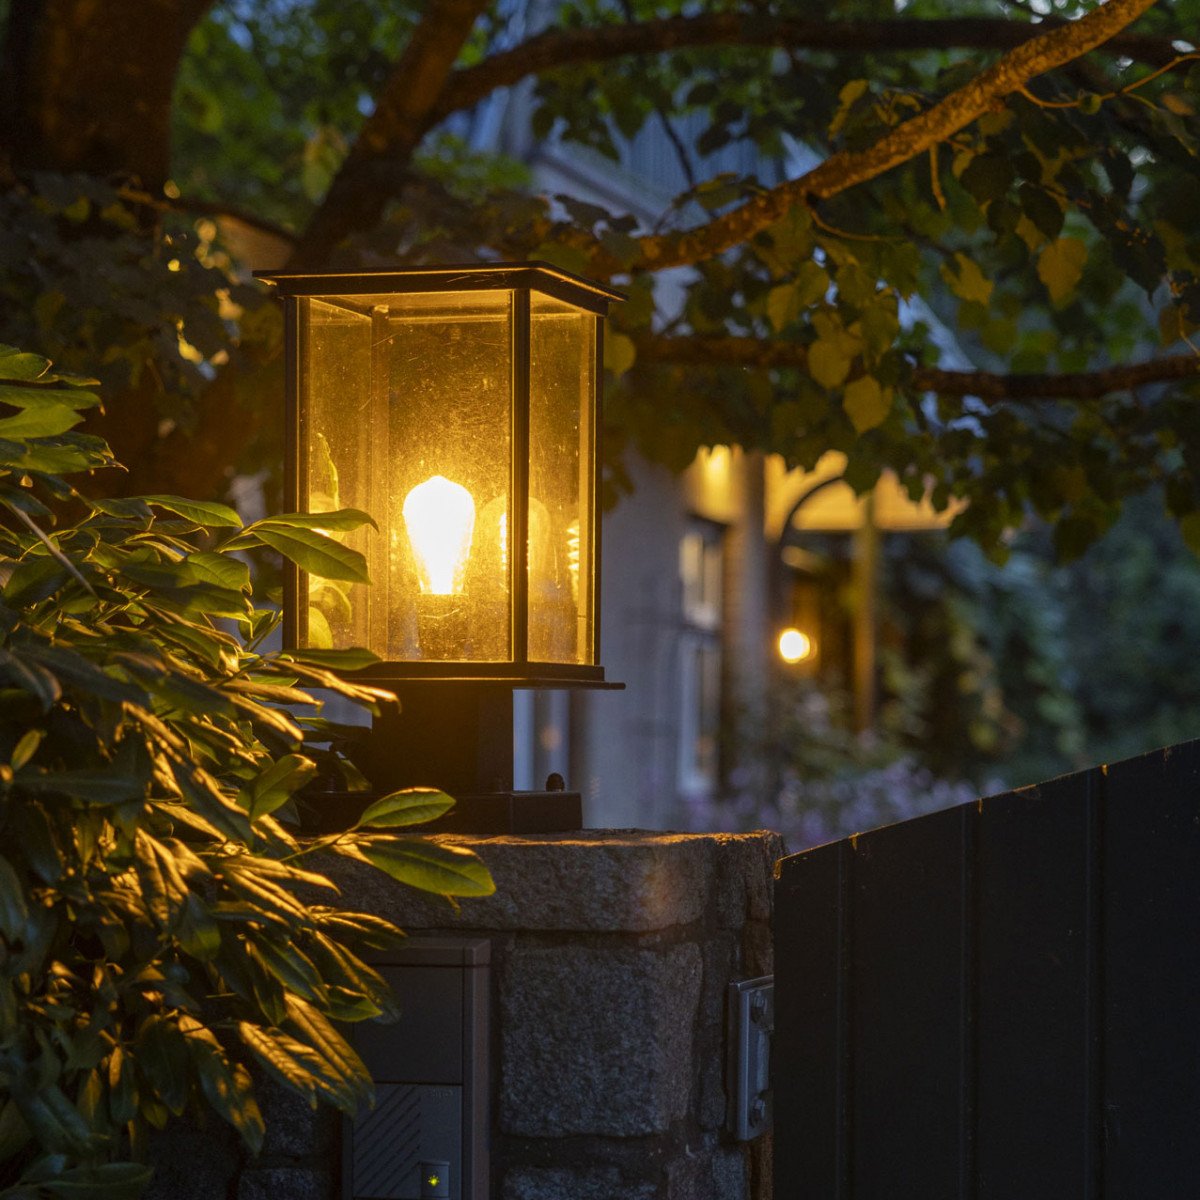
left=402, top=474, right=475, bottom=595
left=477, top=494, right=554, bottom=591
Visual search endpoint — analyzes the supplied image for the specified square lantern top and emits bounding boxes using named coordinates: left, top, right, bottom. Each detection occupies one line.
left=258, top=263, right=624, bottom=688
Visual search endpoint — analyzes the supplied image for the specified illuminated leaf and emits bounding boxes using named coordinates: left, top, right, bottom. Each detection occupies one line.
left=843, top=376, right=893, bottom=434
left=356, top=788, right=455, bottom=829
left=1037, top=237, right=1088, bottom=304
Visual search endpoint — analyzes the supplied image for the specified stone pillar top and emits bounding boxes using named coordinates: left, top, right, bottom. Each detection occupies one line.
left=325, top=828, right=783, bottom=933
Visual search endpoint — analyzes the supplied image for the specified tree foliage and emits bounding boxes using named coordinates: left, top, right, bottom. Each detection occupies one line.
left=0, top=345, right=493, bottom=1197
left=0, top=0, right=1198, bottom=552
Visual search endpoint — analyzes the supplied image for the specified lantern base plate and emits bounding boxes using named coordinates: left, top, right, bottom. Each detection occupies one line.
left=297, top=789, right=582, bottom=835
left=431, top=789, right=582, bottom=834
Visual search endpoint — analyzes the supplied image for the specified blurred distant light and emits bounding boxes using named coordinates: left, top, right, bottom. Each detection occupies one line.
left=778, top=627, right=813, bottom=664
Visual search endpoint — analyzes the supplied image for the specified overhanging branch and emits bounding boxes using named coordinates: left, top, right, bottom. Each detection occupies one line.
left=291, top=0, right=490, bottom=268
left=592, top=0, right=1160, bottom=275
left=635, top=335, right=1200, bottom=401
left=432, top=13, right=1177, bottom=125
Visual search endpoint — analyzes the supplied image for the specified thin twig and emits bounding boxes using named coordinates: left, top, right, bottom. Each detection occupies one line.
left=5, top=503, right=97, bottom=596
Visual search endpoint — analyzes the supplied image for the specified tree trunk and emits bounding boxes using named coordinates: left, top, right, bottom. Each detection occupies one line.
left=0, top=0, right=214, bottom=189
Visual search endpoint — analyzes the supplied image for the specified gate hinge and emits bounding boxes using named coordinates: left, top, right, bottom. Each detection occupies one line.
left=727, top=975, right=773, bottom=1141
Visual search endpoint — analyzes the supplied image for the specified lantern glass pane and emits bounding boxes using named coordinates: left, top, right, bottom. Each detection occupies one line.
left=300, top=291, right=513, bottom=662
left=528, top=296, right=595, bottom=665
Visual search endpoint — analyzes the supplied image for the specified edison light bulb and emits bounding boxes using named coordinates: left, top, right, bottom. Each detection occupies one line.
left=778, top=627, right=813, bottom=664
left=402, top=475, right=476, bottom=595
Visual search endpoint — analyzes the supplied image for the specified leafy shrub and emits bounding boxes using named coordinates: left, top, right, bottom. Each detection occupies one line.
left=0, top=345, right=493, bottom=1197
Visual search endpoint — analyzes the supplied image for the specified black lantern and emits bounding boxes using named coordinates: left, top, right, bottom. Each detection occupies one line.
left=258, top=263, right=624, bottom=832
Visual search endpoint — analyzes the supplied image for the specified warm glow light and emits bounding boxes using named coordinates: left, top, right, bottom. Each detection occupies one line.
left=402, top=475, right=475, bottom=595
left=778, top=627, right=813, bottom=664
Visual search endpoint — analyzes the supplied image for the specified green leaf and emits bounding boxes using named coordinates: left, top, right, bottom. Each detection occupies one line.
left=603, top=331, right=636, bottom=378
left=245, top=753, right=318, bottom=821
left=236, top=1023, right=323, bottom=1103
left=1037, top=236, right=1088, bottom=305
left=185, top=552, right=251, bottom=592
left=1019, top=183, right=1064, bottom=241
left=252, top=938, right=326, bottom=1003
left=843, top=376, right=893, bottom=434
left=0, top=648, right=62, bottom=709
left=279, top=646, right=380, bottom=671
left=0, top=404, right=83, bottom=438
left=11, top=729, right=42, bottom=770
left=829, top=78, right=869, bottom=137
left=941, top=253, right=994, bottom=306
left=257, top=508, right=377, bottom=533
left=4, top=556, right=71, bottom=608
left=356, top=788, right=455, bottom=829
left=16, top=768, right=147, bottom=805
left=252, top=526, right=371, bottom=584
left=795, top=261, right=831, bottom=309
left=0, top=854, right=29, bottom=941
left=959, top=152, right=1014, bottom=204
left=280, top=994, right=372, bottom=1109
left=808, top=339, right=852, bottom=390
left=136, top=1015, right=189, bottom=1116
left=40, top=1162, right=153, bottom=1199
left=767, top=283, right=800, bottom=333
left=357, top=837, right=495, bottom=896
left=142, top=496, right=243, bottom=528
left=0, top=384, right=102, bottom=410
left=177, top=893, right=221, bottom=961
left=192, top=1046, right=264, bottom=1154
left=530, top=242, right=592, bottom=277
left=0, top=349, right=52, bottom=381
left=1180, top=511, right=1200, bottom=557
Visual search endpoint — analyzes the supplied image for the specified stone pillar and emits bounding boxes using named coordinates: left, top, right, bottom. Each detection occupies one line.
left=148, top=830, right=781, bottom=1200
left=328, top=830, right=780, bottom=1200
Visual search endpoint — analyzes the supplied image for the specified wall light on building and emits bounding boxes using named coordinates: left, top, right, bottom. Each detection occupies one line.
left=777, top=627, right=814, bottom=665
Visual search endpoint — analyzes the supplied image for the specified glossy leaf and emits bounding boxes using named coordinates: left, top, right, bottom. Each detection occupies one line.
left=357, top=837, right=495, bottom=897
left=252, top=526, right=370, bottom=584
left=0, top=404, right=83, bottom=438
left=356, top=788, right=455, bottom=829
left=141, top=495, right=243, bottom=528
left=255, top=508, right=378, bottom=532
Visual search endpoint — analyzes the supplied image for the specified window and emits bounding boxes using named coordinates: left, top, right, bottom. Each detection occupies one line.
left=677, top=520, right=724, bottom=799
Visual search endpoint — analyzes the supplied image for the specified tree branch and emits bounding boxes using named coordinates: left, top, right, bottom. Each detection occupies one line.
left=291, top=0, right=490, bottom=268
left=432, top=13, right=1178, bottom=125
left=596, top=0, right=1160, bottom=275
left=116, top=186, right=299, bottom=248
left=635, top=335, right=1200, bottom=402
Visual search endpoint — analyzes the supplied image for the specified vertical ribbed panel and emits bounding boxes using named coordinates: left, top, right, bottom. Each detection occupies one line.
left=352, top=1084, right=422, bottom=1199
left=774, top=739, right=1200, bottom=1200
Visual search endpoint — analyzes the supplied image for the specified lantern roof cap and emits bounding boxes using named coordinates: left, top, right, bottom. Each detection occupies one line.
left=255, top=261, right=625, bottom=313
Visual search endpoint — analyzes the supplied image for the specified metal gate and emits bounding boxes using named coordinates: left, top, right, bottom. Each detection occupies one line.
left=773, top=740, right=1200, bottom=1198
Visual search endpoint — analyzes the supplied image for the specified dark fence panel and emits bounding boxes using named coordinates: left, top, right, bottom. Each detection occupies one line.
left=774, top=741, right=1200, bottom=1200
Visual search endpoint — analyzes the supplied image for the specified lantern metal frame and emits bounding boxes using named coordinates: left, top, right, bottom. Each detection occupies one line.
left=257, top=263, right=625, bottom=833
left=259, top=262, right=623, bottom=689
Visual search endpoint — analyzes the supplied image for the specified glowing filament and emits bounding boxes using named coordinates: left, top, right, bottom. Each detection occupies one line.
left=402, top=475, right=475, bottom=595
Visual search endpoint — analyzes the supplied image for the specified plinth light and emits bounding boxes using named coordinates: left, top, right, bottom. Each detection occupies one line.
left=259, top=263, right=624, bottom=833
